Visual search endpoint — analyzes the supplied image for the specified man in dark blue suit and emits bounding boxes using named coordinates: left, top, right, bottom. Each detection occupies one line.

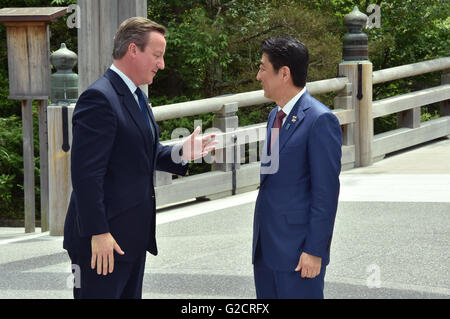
left=253, top=36, right=342, bottom=299
left=63, top=17, right=216, bottom=299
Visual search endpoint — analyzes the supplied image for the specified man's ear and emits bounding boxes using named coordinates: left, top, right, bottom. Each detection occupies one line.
left=128, top=42, right=138, bottom=57
left=280, top=66, right=291, bottom=83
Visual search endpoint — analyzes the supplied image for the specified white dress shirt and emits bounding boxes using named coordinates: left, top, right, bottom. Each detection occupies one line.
left=109, top=64, right=142, bottom=108
left=278, top=87, right=306, bottom=125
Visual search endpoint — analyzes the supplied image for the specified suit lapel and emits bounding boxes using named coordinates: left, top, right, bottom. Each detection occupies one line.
left=142, top=94, right=160, bottom=170
left=104, top=69, right=153, bottom=156
left=265, top=108, right=277, bottom=153
left=143, top=94, right=158, bottom=144
left=277, top=94, right=307, bottom=153
left=260, top=90, right=311, bottom=184
left=260, top=108, right=277, bottom=185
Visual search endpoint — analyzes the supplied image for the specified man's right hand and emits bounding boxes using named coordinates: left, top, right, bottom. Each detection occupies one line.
left=91, top=232, right=125, bottom=275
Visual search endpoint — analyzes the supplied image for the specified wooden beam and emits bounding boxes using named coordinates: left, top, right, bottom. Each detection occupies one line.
left=373, top=85, right=450, bottom=118
left=21, top=100, right=35, bottom=233
left=373, top=117, right=450, bottom=157
left=38, top=100, right=49, bottom=232
left=0, top=7, right=67, bottom=22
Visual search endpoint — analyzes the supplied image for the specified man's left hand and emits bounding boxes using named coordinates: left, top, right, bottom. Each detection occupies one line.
left=181, top=126, right=218, bottom=161
left=295, top=252, right=322, bottom=278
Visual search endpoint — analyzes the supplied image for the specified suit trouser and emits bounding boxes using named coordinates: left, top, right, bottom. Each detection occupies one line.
left=69, top=251, right=146, bottom=299
left=253, top=240, right=326, bottom=299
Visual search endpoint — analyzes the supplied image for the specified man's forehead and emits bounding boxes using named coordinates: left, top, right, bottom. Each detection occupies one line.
left=146, top=32, right=166, bottom=51
left=260, top=53, right=270, bottom=64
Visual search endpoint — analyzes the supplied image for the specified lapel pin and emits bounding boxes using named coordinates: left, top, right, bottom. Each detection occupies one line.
left=292, top=116, right=297, bottom=123
left=285, top=123, right=291, bottom=130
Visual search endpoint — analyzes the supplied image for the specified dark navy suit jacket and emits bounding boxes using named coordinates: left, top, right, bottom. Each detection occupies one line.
left=63, top=69, right=188, bottom=261
left=253, top=90, right=342, bottom=271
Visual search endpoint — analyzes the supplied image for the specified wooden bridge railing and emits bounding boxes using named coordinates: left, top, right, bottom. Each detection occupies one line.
left=150, top=56, right=450, bottom=208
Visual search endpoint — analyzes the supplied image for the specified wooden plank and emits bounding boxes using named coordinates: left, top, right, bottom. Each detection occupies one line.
left=306, top=77, right=349, bottom=95
left=27, top=24, right=50, bottom=97
left=99, top=0, right=118, bottom=75
left=441, top=70, right=450, bottom=116
left=0, top=7, right=67, bottom=22
left=342, top=145, right=355, bottom=167
left=38, top=100, right=49, bottom=232
left=332, top=108, right=355, bottom=125
left=373, top=85, right=450, bottom=118
left=334, top=83, right=354, bottom=146
left=155, top=162, right=261, bottom=207
left=373, top=116, right=450, bottom=157
left=397, top=107, right=420, bottom=129
left=373, top=57, right=450, bottom=84
left=22, top=100, right=35, bottom=233
left=337, top=63, right=360, bottom=166
left=358, top=62, right=373, bottom=167
left=136, top=0, right=148, bottom=18
left=6, top=25, right=29, bottom=97
left=78, top=0, right=100, bottom=93
left=118, top=0, right=137, bottom=23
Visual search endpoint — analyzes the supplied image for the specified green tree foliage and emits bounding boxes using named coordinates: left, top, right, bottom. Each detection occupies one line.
left=304, top=0, right=450, bottom=133
left=0, top=107, right=41, bottom=219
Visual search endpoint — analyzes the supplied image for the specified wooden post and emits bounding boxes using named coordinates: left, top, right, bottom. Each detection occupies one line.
left=21, top=100, right=35, bottom=233
left=397, top=107, right=421, bottom=129
left=334, top=79, right=357, bottom=167
left=38, top=100, right=49, bottom=232
left=441, top=69, right=450, bottom=117
left=48, top=105, right=74, bottom=236
left=212, top=102, right=239, bottom=172
left=0, top=7, right=67, bottom=232
left=358, top=62, right=373, bottom=167
left=340, top=7, right=373, bottom=167
left=78, top=0, right=148, bottom=94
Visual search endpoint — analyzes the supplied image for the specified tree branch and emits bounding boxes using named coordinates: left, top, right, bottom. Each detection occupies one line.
left=231, top=24, right=288, bottom=45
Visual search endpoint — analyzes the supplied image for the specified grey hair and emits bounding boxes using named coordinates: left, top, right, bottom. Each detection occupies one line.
left=112, top=17, right=167, bottom=60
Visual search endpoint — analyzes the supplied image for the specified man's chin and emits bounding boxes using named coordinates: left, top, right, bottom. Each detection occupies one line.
left=143, top=78, right=154, bottom=85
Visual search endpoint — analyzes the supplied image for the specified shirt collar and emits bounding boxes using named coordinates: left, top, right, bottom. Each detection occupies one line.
left=110, top=63, right=138, bottom=95
left=278, top=87, right=306, bottom=116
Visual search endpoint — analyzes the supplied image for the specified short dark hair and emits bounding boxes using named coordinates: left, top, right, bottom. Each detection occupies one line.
left=113, top=17, right=167, bottom=60
left=261, top=36, right=309, bottom=87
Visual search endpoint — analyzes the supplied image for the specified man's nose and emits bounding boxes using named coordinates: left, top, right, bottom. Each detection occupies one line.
left=159, top=58, right=165, bottom=70
left=256, top=71, right=261, bottom=81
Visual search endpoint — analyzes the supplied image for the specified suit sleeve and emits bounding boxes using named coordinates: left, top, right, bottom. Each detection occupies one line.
left=71, top=89, right=117, bottom=237
left=303, top=112, right=342, bottom=259
left=155, top=143, right=189, bottom=176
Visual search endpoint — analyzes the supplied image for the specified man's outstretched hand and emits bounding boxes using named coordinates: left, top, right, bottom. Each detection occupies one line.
left=181, top=126, right=218, bottom=162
